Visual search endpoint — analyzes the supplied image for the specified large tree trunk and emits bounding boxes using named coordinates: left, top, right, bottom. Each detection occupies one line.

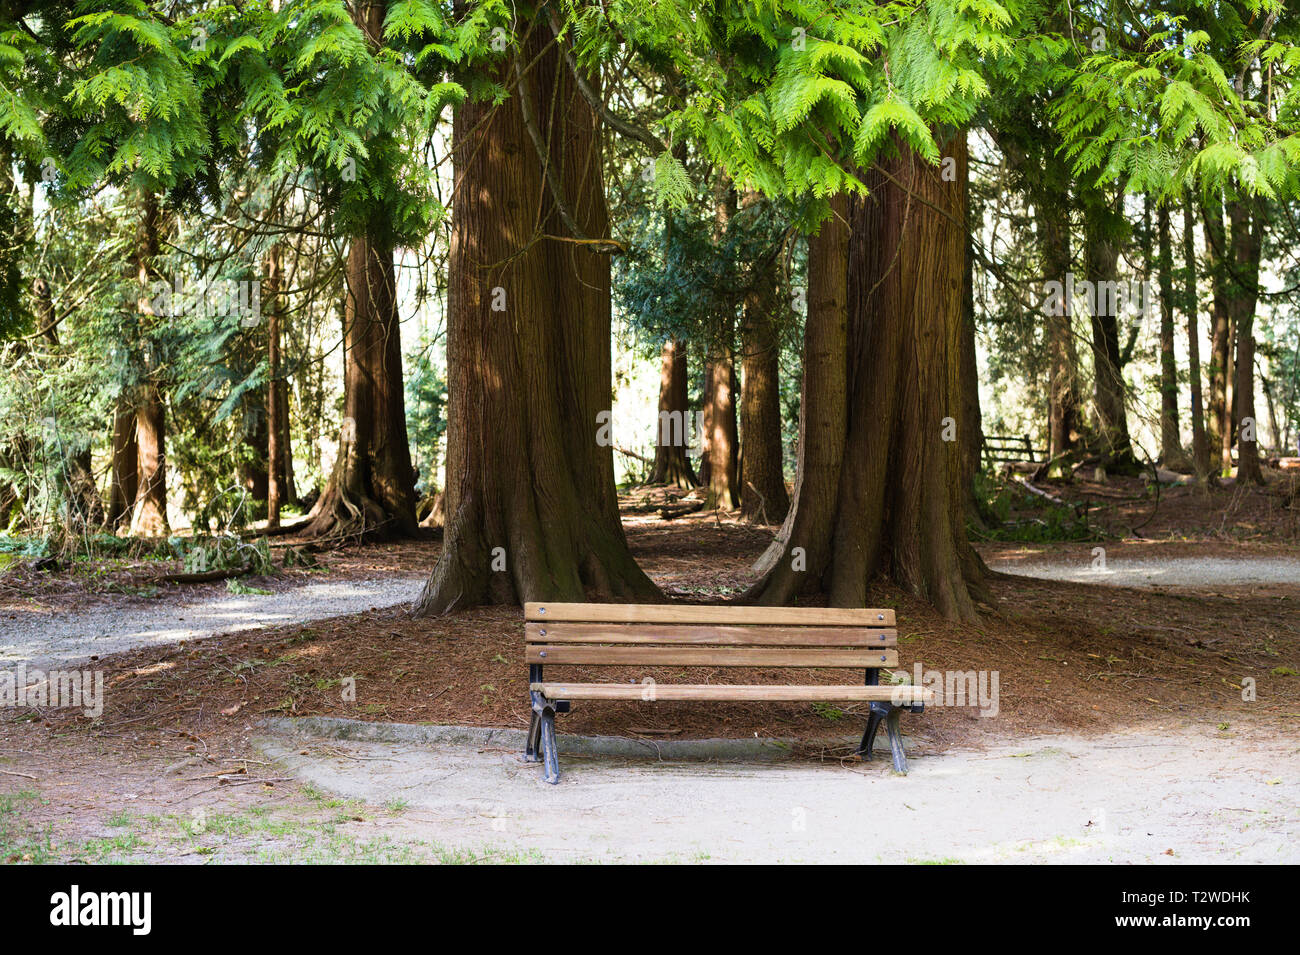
left=241, top=402, right=270, bottom=501
left=747, top=134, right=987, bottom=621
left=1083, top=191, right=1137, bottom=471
left=277, top=382, right=296, bottom=504
left=697, top=362, right=713, bottom=488
left=1157, top=202, right=1189, bottom=470
left=266, top=243, right=285, bottom=528
left=959, top=193, right=985, bottom=523
left=107, top=402, right=138, bottom=527
left=1229, top=199, right=1265, bottom=484
left=704, top=346, right=740, bottom=510
left=129, top=192, right=168, bottom=537
left=412, top=12, right=660, bottom=614
left=1182, top=199, right=1210, bottom=481
left=130, top=382, right=168, bottom=536
left=648, top=339, right=698, bottom=488
left=1203, top=195, right=1233, bottom=475
left=739, top=260, right=790, bottom=525
left=302, top=232, right=418, bottom=538
left=705, top=182, right=740, bottom=510
left=1036, top=160, right=1083, bottom=466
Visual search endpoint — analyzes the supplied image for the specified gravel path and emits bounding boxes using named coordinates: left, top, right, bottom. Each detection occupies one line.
left=989, top=556, right=1300, bottom=588
left=253, top=722, right=1299, bottom=864
left=1, top=575, right=426, bottom=670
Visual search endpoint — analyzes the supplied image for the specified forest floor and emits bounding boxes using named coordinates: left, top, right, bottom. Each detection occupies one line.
left=1, top=473, right=1298, bottom=863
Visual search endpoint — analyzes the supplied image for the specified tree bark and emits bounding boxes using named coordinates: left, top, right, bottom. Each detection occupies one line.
left=747, top=133, right=987, bottom=621
left=1083, top=190, right=1137, bottom=471
left=698, top=362, right=713, bottom=489
left=1229, top=199, right=1265, bottom=484
left=648, top=339, right=697, bottom=488
left=1182, top=199, right=1210, bottom=481
left=302, top=231, right=418, bottom=538
left=130, top=382, right=168, bottom=536
left=241, top=402, right=270, bottom=501
left=412, top=11, right=660, bottom=614
left=960, top=183, right=985, bottom=522
left=705, top=182, right=740, bottom=510
left=129, top=191, right=168, bottom=537
left=1203, top=195, right=1233, bottom=475
left=747, top=193, right=848, bottom=599
left=266, top=242, right=285, bottom=528
left=107, top=402, right=138, bottom=527
left=1157, top=202, right=1189, bottom=470
left=1036, top=160, right=1083, bottom=466
left=704, top=348, right=740, bottom=510
left=739, top=261, right=790, bottom=524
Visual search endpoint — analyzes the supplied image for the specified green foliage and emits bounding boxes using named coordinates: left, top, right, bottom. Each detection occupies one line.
left=405, top=332, right=447, bottom=494
left=5, top=0, right=1300, bottom=548
left=1054, top=2, right=1300, bottom=200
left=972, top=472, right=1098, bottom=543
left=227, top=576, right=273, bottom=595
left=174, top=533, right=275, bottom=574
left=560, top=0, right=1027, bottom=224
left=0, top=178, right=27, bottom=336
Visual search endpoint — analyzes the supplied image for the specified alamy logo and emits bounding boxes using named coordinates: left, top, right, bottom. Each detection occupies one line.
left=49, top=886, right=151, bottom=935
left=655, top=410, right=706, bottom=452
left=894, top=664, right=1000, bottom=717
left=0, top=665, right=103, bottom=717
left=1042, top=274, right=1156, bottom=325
left=594, top=409, right=705, bottom=452
left=149, top=276, right=262, bottom=327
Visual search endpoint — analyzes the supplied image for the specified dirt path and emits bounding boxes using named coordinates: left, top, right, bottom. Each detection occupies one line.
left=0, top=575, right=426, bottom=669
left=4, top=718, right=1293, bottom=864
left=244, top=721, right=1297, bottom=864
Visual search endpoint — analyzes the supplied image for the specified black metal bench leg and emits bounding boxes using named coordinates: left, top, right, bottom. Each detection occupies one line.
left=539, top=706, right=560, bottom=784
left=884, top=706, right=908, bottom=773
left=857, top=706, right=885, bottom=759
left=524, top=708, right=542, bottom=763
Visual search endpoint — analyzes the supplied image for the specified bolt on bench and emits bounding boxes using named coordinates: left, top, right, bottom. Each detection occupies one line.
left=523, top=602, right=932, bottom=783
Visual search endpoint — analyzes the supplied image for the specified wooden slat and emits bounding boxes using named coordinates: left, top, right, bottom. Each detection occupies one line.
left=531, top=683, right=933, bottom=703
left=526, top=645, right=898, bottom=668
left=526, top=622, right=895, bottom=647
left=524, top=602, right=895, bottom=626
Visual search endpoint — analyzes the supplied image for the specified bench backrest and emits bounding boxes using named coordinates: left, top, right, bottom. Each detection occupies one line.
left=524, top=602, right=898, bottom=670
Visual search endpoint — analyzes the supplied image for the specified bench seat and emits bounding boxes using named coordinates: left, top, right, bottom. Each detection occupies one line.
left=531, top=683, right=934, bottom=703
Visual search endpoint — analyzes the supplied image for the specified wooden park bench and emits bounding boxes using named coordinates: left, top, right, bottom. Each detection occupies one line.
left=523, top=602, right=932, bottom=783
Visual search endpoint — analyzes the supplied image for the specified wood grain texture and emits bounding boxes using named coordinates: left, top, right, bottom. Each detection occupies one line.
left=525, top=622, right=896, bottom=646
left=524, top=602, right=895, bottom=626
left=530, top=683, right=933, bottom=703
left=526, top=645, right=898, bottom=667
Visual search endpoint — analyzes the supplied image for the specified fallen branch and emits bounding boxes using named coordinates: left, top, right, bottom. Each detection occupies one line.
left=659, top=501, right=704, bottom=520
left=1012, top=475, right=1067, bottom=505
left=614, top=446, right=653, bottom=466
left=153, top=564, right=252, bottom=584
